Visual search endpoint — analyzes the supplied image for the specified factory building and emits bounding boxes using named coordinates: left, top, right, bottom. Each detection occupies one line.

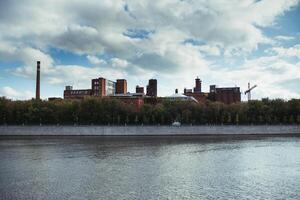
left=209, top=85, right=241, bottom=104
left=91, top=78, right=116, bottom=97
left=64, top=77, right=116, bottom=99
left=194, top=77, right=202, bottom=93
left=183, top=77, right=241, bottom=104
left=62, top=72, right=240, bottom=106
left=136, top=85, right=144, bottom=94
left=184, top=77, right=208, bottom=103
left=64, top=86, right=93, bottom=99
left=116, top=79, right=127, bottom=94
left=166, top=89, right=198, bottom=103
left=146, top=79, right=157, bottom=97
left=63, top=77, right=152, bottom=110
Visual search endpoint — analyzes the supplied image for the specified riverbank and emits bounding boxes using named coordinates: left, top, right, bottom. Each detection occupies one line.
left=0, top=125, right=299, bottom=136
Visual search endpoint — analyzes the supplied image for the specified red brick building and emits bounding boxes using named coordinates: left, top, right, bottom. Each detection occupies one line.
left=92, top=78, right=116, bottom=97
left=146, top=79, right=157, bottom=97
left=116, top=79, right=127, bottom=94
left=184, top=77, right=207, bottom=103
left=209, top=85, right=241, bottom=104
left=183, top=77, right=241, bottom=104
left=136, top=85, right=144, bottom=94
left=64, top=86, right=93, bottom=99
left=64, top=77, right=116, bottom=99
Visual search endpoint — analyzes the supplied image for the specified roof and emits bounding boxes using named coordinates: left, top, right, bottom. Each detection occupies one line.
left=166, top=93, right=198, bottom=103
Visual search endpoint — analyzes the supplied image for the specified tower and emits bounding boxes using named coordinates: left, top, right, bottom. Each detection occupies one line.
left=116, top=79, right=127, bottom=94
left=36, top=61, right=40, bottom=100
left=194, top=77, right=201, bottom=93
left=146, top=79, right=157, bottom=97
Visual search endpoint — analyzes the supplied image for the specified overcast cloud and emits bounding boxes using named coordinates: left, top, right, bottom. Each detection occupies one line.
left=0, top=0, right=300, bottom=99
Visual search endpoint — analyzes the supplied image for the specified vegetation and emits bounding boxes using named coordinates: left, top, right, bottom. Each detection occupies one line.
left=0, top=97, right=300, bottom=125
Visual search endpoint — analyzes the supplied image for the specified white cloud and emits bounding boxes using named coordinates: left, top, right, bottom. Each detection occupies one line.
left=198, top=45, right=221, bottom=56
left=0, top=0, right=299, bottom=99
left=87, top=55, right=106, bottom=65
left=268, top=44, right=300, bottom=58
left=111, top=58, right=129, bottom=68
left=0, top=86, right=34, bottom=100
left=274, top=35, right=295, bottom=41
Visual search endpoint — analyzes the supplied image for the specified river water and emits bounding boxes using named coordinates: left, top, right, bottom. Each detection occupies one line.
left=0, top=136, right=299, bottom=200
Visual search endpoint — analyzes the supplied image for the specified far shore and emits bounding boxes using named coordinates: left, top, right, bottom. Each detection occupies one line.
left=0, top=125, right=299, bottom=136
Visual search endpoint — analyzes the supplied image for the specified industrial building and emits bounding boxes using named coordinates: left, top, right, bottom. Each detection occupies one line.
left=116, top=79, right=127, bottom=94
left=60, top=63, right=239, bottom=106
left=63, top=77, right=155, bottom=110
left=36, top=61, right=240, bottom=105
left=184, top=77, right=208, bottom=103
left=64, top=87, right=93, bottom=99
left=183, top=77, right=241, bottom=104
left=146, top=79, right=157, bottom=97
left=63, top=75, right=240, bottom=105
left=209, top=85, right=241, bottom=104
left=91, top=77, right=116, bottom=97
left=136, top=85, right=144, bottom=94
left=166, top=89, right=198, bottom=103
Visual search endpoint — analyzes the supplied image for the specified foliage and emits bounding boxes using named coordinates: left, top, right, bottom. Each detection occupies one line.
left=0, top=97, right=299, bottom=125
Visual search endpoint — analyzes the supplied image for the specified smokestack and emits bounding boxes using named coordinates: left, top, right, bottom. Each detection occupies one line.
left=36, top=61, right=40, bottom=100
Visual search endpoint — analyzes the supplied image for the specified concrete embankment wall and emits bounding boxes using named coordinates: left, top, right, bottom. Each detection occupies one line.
left=0, top=125, right=300, bottom=136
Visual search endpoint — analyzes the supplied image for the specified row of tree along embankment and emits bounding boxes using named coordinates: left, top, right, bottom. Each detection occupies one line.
left=0, top=97, right=300, bottom=126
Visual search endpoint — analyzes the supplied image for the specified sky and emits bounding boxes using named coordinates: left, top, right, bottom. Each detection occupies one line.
left=0, top=0, right=300, bottom=101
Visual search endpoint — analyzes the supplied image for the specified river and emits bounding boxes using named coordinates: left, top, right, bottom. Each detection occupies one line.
left=0, top=136, right=299, bottom=200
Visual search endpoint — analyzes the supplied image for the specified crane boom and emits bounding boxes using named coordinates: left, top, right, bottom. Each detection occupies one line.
left=244, top=85, right=257, bottom=94
left=245, top=83, right=257, bottom=101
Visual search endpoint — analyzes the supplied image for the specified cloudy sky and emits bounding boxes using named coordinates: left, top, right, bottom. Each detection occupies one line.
left=0, top=0, right=299, bottom=100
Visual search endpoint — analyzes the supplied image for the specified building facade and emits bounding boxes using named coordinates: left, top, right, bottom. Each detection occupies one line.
left=63, top=75, right=240, bottom=105
left=209, top=85, right=241, bottom=104
left=136, top=85, right=144, bottom=94
left=146, top=79, right=157, bottom=97
left=183, top=77, right=241, bottom=104
left=92, top=78, right=116, bottom=97
left=64, top=77, right=116, bottom=99
left=116, top=79, right=127, bottom=94
left=194, top=77, right=202, bottom=93
left=64, top=86, right=93, bottom=99
left=184, top=77, right=207, bottom=103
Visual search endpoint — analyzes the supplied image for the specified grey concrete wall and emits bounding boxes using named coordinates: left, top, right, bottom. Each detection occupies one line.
left=0, top=125, right=300, bottom=136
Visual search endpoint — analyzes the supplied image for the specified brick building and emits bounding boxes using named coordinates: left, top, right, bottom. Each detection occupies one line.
left=63, top=77, right=145, bottom=110
left=64, top=77, right=116, bottom=99
left=194, top=77, right=202, bottom=93
left=146, top=79, right=157, bottom=97
left=116, top=79, right=127, bottom=94
left=91, top=78, right=115, bottom=97
left=136, top=85, right=144, bottom=94
left=184, top=77, right=207, bottom=103
left=209, top=85, right=241, bottom=104
left=183, top=77, right=241, bottom=104
left=64, top=86, right=93, bottom=99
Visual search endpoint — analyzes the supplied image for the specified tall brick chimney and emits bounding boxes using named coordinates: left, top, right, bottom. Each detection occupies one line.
left=36, top=61, right=40, bottom=100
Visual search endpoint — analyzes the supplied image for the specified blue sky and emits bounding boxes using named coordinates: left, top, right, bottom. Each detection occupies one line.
left=0, top=0, right=299, bottom=100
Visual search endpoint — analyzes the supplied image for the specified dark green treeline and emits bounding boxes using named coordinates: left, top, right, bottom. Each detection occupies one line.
left=0, top=97, right=300, bottom=125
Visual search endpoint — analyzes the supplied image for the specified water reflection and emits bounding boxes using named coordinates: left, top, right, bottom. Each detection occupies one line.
left=0, top=136, right=299, bottom=200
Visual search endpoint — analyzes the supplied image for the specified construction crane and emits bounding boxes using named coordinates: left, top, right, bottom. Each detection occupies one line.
left=244, top=82, right=257, bottom=101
